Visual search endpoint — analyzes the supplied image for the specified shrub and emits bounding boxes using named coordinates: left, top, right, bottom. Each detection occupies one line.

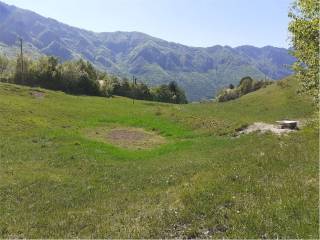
left=217, top=77, right=274, bottom=102
left=217, top=88, right=240, bottom=102
left=151, top=82, right=187, bottom=104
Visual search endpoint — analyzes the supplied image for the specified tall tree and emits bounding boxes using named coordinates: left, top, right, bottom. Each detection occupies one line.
left=289, top=0, right=319, bottom=102
left=0, top=55, right=9, bottom=78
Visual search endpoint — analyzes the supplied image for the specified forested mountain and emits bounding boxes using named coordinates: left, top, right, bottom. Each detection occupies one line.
left=0, top=1, right=296, bottom=101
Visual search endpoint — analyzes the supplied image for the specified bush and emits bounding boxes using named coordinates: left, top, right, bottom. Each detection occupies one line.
left=217, top=77, right=274, bottom=102
left=238, top=76, right=254, bottom=95
left=151, top=81, right=188, bottom=104
left=217, top=88, right=240, bottom=102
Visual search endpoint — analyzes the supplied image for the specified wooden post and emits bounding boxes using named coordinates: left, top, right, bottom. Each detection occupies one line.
left=19, top=38, right=24, bottom=84
left=132, top=76, right=138, bottom=104
left=132, top=76, right=135, bottom=104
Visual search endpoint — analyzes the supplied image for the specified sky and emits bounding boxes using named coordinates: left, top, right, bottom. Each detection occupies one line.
left=2, top=0, right=292, bottom=48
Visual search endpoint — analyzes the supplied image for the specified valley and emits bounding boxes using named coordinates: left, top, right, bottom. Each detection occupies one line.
left=0, top=77, right=318, bottom=238
left=0, top=1, right=296, bottom=101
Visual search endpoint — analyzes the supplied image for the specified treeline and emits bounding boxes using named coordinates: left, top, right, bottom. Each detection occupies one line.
left=217, top=76, right=273, bottom=102
left=0, top=55, right=187, bottom=104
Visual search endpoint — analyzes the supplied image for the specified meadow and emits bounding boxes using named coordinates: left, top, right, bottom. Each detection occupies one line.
left=0, top=77, right=318, bottom=238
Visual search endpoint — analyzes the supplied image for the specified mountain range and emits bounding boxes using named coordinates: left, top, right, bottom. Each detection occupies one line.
left=0, top=1, right=296, bottom=101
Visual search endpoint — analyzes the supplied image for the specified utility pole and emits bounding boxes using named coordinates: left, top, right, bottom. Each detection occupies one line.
left=19, top=38, right=24, bottom=84
left=132, top=76, right=137, bottom=104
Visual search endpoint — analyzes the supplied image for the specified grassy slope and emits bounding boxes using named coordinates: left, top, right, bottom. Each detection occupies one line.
left=0, top=77, right=318, bottom=238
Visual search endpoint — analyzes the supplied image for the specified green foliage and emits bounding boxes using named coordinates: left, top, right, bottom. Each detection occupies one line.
left=27, top=56, right=60, bottom=89
left=0, top=55, right=9, bottom=77
left=0, top=54, right=187, bottom=104
left=216, top=88, right=240, bottom=102
left=12, top=56, right=101, bottom=96
left=152, top=81, right=188, bottom=104
left=239, top=76, right=254, bottom=94
left=134, top=82, right=152, bottom=100
left=217, top=76, right=273, bottom=102
left=289, top=0, right=320, bottom=102
left=100, top=76, right=119, bottom=97
left=13, top=56, right=31, bottom=85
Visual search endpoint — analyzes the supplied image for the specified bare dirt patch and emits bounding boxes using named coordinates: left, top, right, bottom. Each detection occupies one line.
left=237, top=122, right=299, bottom=136
left=108, top=129, right=148, bottom=142
left=30, top=90, right=45, bottom=99
left=85, top=127, right=166, bottom=150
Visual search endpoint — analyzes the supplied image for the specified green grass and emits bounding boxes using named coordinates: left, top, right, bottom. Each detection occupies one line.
left=0, top=77, right=318, bottom=238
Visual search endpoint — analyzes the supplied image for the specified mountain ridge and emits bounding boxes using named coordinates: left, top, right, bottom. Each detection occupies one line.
left=0, top=1, right=296, bottom=101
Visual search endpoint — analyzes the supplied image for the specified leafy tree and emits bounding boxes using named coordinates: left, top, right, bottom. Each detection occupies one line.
left=6, top=55, right=188, bottom=104
left=114, top=78, right=131, bottom=97
left=152, top=85, right=173, bottom=103
left=135, top=83, right=152, bottom=100
left=78, top=71, right=99, bottom=95
left=28, top=56, right=60, bottom=88
left=289, top=0, right=319, bottom=102
left=101, top=76, right=119, bottom=97
left=152, top=82, right=187, bottom=104
left=0, top=55, right=9, bottom=78
left=168, top=81, right=178, bottom=94
left=238, top=76, right=254, bottom=95
left=217, top=76, right=273, bottom=102
left=77, top=59, right=97, bottom=81
left=59, top=61, right=81, bottom=93
left=217, top=88, right=240, bottom=102
left=14, top=56, right=30, bottom=85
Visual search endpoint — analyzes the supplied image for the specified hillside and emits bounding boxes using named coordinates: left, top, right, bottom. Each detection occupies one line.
left=0, top=77, right=318, bottom=238
left=0, top=1, right=296, bottom=101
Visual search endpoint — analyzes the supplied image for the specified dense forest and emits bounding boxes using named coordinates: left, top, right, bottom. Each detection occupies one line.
left=0, top=55, right=188, bottom=104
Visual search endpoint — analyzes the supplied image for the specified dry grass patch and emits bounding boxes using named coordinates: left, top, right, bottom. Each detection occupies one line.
left=85, top=126, right=166, bottom=150
left=30, top=90, right=46, bottom=99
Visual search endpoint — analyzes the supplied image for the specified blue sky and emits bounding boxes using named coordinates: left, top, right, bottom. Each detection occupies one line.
left=2, top=0, right=292, bottom=48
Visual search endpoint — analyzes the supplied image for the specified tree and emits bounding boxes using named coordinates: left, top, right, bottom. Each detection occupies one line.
left=78, top=71, right=99, bottom=95
left=0, top=55, right=9, bottom=78
left=59, top=61, right=81, bottom=93
left=151, top=82, right=187, bottom=104
left=28, top=56, right=60, bottom=88
left=14, top=56, right=30, bottom=85
left=152, top=85, right=172, bottom=103
left=217, top=77, right=272, bottom=102
left=238, top=76, right=253, bottom=95
left=289, top=0, right=319, bottom=102
left=135, top=83, right=152, bottom=100
left=101, top=76, right=119, bottom=97
left=168, top=81, right=178, bottom=94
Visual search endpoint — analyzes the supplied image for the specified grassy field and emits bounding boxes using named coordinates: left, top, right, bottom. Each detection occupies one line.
left=0, top=77, right=318, bottom=238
